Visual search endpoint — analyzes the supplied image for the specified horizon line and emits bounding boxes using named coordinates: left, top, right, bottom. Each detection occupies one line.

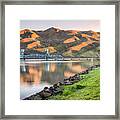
left=20, top=27, right=100, bottom=32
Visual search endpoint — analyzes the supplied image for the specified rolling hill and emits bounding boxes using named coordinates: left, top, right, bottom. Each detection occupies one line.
left=20, top=27, right=100, bottom=57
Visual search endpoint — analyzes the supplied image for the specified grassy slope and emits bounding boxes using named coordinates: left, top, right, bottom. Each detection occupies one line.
left=49, top=68, right=100, bottom=100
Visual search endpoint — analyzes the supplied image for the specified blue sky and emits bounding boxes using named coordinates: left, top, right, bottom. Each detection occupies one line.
left=20, top=20, right=100, bottom=32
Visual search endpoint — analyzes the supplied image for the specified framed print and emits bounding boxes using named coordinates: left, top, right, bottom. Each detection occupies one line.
left=0, top=0, right=120, bottom=119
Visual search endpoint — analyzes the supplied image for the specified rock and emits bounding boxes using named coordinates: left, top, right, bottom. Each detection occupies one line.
left=75, top=74, right=81, bottom=80
left=56, top=81, right=63, bottom=86
left=64, top=78, right=68, bottom=81
left=34, top=95, right=42, bottom=100
left=95, top=64, right=100, bottom=67
left=54, top=87, right=63, bottom=94
left=75, top=73, right=80, bottom=76
left=86, top=69, right=89, bottom=74
left=50, top=86, right=63, bottom=95
left=80, top=69, right=89, bottom=74
left=92, top=65, right=97, bottom=69
left=39, top=90, right=52, bottom=99
left=63, top=74, right=81, bottom=85
left=88, top=67, right=93, bottom=71
left=64, top=80, right=73, bottom=85
left=71, top=79, right=79, bottom=83
left=44, top=87, right=49, bottom=90
left=49, top=86, right=55, bottom=94
left=53, top=83, right=60, bottom=88
left=69, top=77, right=75, bottom=81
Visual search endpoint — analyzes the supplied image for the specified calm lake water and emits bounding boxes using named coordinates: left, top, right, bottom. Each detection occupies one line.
left=20, top=60, right=100, bottom=99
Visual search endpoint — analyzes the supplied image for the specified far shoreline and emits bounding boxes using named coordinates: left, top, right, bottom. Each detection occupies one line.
left=20, top=58, right=100, bottom=64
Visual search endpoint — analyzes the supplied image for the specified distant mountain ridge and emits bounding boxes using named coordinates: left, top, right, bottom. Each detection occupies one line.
left=20, top=27, right=100, bottom=58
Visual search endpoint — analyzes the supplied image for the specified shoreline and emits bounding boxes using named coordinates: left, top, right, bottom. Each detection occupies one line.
left=20, top=60, right=85, bottom=64
left=23, top=64, right=100, bottom=100
left=20, top=58, right=100, bottom=64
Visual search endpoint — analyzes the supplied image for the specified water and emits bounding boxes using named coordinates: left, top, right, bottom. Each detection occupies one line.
left=20, top=60, right=99, bottom=99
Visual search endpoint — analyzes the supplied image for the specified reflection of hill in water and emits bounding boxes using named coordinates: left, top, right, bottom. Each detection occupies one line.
left=20, top=60, right=100, bottom=86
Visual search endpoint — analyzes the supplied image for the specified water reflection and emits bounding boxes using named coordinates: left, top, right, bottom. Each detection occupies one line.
left=20, top=60, right=99, bottom=99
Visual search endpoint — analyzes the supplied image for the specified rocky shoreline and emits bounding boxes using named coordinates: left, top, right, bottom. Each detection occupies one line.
left=23, top=64, right=100, bottom=100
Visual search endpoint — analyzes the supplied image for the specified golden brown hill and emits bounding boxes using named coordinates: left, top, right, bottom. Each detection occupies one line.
left=31, top=32, right=39, bottom=38
left=20, top=29, right=40, bottom=40
left=66, top=30, right=79, bottom=35
left=64, top=36, right=80, bottom=44
left=81, top=34, right=87, bottom=38
left=90, top=32, right=100, bottom=40
left=27, top=41, right=41, bottom=49
left=35, top=47, right=56, bottom=53
left=70, top=41, right=95, bottom=51
left=20, top=28, right=100, bottom=58
left=20, top=29, right=30, bottom=34
left=21, top=38, right=33, bottom=43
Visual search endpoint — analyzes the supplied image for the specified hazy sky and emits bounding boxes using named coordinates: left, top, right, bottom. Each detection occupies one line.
left=20, top=20, right=100, bottom=32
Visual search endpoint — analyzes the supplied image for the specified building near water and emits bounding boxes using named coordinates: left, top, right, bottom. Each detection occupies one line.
left=20, top=48, right=63, bottom=60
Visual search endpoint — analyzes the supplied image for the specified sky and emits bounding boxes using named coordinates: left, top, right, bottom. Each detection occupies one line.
left=20, top=20, right=100, bottom=32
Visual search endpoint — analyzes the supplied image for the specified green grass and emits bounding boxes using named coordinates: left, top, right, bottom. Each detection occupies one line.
left=49, top=68, right=100, bottom=100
